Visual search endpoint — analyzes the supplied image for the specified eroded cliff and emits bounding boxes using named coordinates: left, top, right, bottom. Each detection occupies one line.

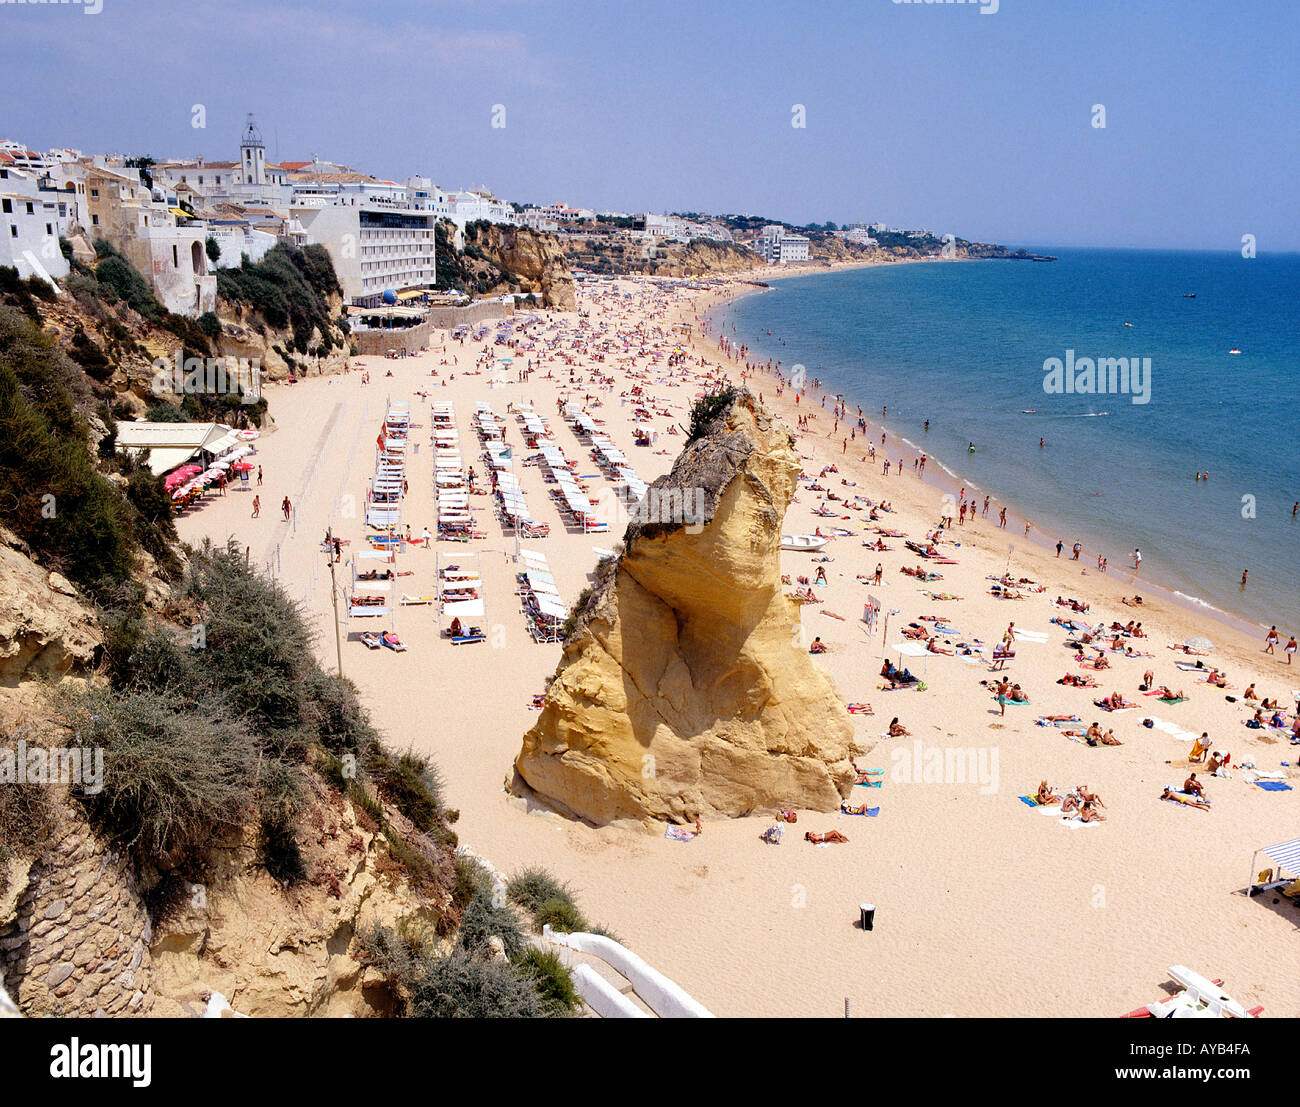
left=515, top=389, right=855, bottom=824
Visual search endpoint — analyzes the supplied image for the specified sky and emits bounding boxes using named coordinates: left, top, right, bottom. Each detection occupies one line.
left=1, top=0, right=1296, bottom=250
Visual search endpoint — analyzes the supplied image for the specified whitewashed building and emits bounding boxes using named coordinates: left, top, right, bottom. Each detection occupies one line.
left=0, top=166, right=72, bottom=283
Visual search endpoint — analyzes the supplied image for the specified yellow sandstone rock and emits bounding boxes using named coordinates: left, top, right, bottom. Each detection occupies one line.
left=515, top=389, right=855, bottom=823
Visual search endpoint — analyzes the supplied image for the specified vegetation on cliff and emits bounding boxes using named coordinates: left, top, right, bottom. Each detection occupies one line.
left=215, top=243, right=346, bottom=356
left=0, top=304, right=175, bottom=600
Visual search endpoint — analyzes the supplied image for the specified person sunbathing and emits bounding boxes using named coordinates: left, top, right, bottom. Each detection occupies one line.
left=1085, top=722, right=1103, bottom=746
left=926, top=638, right=953, bottom=655
left=1156, top=685, right=1185, bottom=700
left=1092, top=653, right=1111, bottom=670
left=1243, top=684, right=1257, bottom=701
left=1061, top=790, right=1081, bottom=814
left=1058, top=673, right=1097, bottom=687
left=1077, top=800, right=1106, bottom=823
left=841, top=801, right=871, bottom=815
left=1261, top=696, right=1279, bottom=710
left=1005, top=684, right=1029, bottom=704
left=902, top=623, right=930, bottom=640
left=1100, top=728, right=1122, bottom=746
left=1036, top=781, right=1061, bottom=805
left=804, top=830, right=849, bottom=844
left=888, top=717, right=910, bottom=737
left=1183, top=773, right=1205, bottom=798
left=1162, top=786, right=1210, bottom=811
left=1097, top=691, right=1128, bottom=710
left=381, top=631, right=402, bottom=647
left=809, top=637, right=828, bottom=654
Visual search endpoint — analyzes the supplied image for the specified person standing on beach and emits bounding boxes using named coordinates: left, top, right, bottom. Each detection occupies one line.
left=1285, top=635, right=1298, bottom=664
left=1056, top=540, right=1063, bottom=558
left=257, top=466, right=263, bottom=486
left=998, top=508, right=1007, bottom=529
left=1265, top=626, right=1278, bottom=654
left=1132, top=548, right=1142, bottom=573
left=1241, top=569, right=1249, bottom=588
left=982, top=496, right=989, bottom=519
left=251, top=495, right=260, bottom=519
left=1072, top=541, right=1081, bottom=561
left=281, top=496, right=291, bottom=520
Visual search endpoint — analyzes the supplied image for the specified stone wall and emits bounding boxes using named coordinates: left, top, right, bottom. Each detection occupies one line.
left=425, top=300, right=514, bottom=329
left=352, top=321, right=431, bottom=357
left=0, top=806, right=153, bottom=1017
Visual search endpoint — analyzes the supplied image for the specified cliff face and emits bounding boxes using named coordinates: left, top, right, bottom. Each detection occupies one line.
left=563, top=235, right=764, bottom=278
left=0, top=769, right=452, bottom=1017
left=466, top=224, right=577, bottom=310
left=515, top=390, right=855, bottom=824
left=0, top=530, right=102, bottom=688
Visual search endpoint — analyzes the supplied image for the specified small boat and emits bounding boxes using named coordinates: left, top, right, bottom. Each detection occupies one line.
left=1021, top=409, right=1037, bottom=414
left=1123, top=322, right=1134, bottom=327
left=1229, top=348, right=1241, bottom=355
left=781, top=534, right=829, bottom=552
left=1183, top=293, right=1197, bottom=298
left=1122, top=966, right=1262, bottom=1019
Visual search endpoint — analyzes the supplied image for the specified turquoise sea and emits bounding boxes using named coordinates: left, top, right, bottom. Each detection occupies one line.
left=709, top=249, right=1300, bottom=632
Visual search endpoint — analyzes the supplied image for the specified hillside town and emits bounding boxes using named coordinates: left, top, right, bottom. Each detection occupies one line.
left=0, top=115, right=856, bottom=318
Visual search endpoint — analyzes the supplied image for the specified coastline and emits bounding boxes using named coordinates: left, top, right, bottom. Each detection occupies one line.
left=172, top=275, right=1300, bottom=1019
left=694, top=269, right=1275, bottom=643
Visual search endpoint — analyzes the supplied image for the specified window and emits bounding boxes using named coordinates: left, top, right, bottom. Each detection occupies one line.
left=90, top=188, right=98, bottom=197
left=172, top=244, right=179, bottom=268
left=46, top=224, right=52, bottom=235
left=9, top=227, right=15, bottom=238
left=25, top=202, right=33, bottom=215
left=0, top=199, right=9, bottom=214
left=92, top=214, right=99, bottom=226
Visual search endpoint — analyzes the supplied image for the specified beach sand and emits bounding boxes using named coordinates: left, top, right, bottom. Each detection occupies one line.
left=176, top=276, right=1300, bottom=1018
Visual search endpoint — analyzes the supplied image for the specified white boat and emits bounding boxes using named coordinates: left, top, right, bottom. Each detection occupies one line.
left=781, top=534, right=828, bottom=552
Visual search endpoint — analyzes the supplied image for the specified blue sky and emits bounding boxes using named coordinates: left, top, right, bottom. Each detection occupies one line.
left=1, top=0, right=1295, bottom=249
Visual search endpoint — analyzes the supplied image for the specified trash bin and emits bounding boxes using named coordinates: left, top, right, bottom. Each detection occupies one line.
left=859, top=903, right=875, bottom=931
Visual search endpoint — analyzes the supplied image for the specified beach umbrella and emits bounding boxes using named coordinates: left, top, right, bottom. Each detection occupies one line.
left=1184, top=636, right=1215, bottom=653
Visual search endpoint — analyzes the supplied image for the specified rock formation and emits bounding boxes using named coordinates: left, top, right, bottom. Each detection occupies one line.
left=0, top=529, right=102, bottom=687
left=464, top=224, right=577, bottom=310
left=514, top=389, right=855, bottom=824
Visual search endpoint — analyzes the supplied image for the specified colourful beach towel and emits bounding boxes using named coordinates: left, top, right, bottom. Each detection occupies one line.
left=1019, top=795, right=1040, bottom=807
left=842, top=806, right=880, bottom=817
left=1255, top=781, right=1293, bottom=792
left=664, top=825, right=698, bottom=842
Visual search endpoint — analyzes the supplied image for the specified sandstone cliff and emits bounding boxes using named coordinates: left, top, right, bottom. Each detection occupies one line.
left=515, top=390, right=856, bottom=824
left=564, top=235, right=764, bottom=278
left=463, top=223, right=577, bottom=310
left=0, top=529, right=102, bottom=688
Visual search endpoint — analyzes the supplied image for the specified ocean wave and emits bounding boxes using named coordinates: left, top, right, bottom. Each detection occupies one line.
left=1173, top=590, right=1224, bottom=613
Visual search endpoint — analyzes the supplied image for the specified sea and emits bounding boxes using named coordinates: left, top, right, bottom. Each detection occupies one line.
left=708, top=248, right=1300, bottom=633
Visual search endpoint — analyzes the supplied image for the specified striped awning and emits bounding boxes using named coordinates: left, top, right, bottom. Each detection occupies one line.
left=1260, top=838, right=1300, bottom=874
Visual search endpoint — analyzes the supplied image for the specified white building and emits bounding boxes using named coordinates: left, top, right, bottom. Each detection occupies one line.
left=753, top=225, right=810, bottom=264
left=0, top=166, right=73, bottom=283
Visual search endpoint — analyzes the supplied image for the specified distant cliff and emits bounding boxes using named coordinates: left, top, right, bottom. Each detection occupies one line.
left=563, top=235, right=764, bottom=278
left=515, top=389, right=856, bottom=824
left=448, top=222, right=577, bottom=310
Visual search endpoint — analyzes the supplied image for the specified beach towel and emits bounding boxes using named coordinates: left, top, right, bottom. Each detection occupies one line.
left=1159, top=696, right=1188, bottom=704
left=1254, top=780, right=1293, bottom=792
left=664, top=825, right=697, bottom=842
left=846, top=703, right=874, bottom=715
left=854, top=779, right=883, bottom=788
left=842, top=806, right=880, bottom=817
left=1018, top=795, right=1040, bottom=807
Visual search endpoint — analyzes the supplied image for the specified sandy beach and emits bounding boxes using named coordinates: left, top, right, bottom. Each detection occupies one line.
left=175, top=276, right=1300, bottom=1019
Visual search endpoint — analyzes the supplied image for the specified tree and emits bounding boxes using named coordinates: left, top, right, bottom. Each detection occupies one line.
left=205, top=235, right=221, bottom=264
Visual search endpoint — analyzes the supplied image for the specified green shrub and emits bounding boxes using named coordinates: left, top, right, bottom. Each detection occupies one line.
left=93, top=242, right=164, bottom=322
left=369, top=748, right=445, bottom=832
left=457, top=890, right=527, bottom=958
left=0, top=739, right=57, bottom=894
left=506, top=867, right=573, bottom=915
left=216, top=244, right=341, bottom=353
left=409, top=947, right=543, bottom=1018
left=57, top=686, right=260, bottom=867
left=0, top=308, right=137, bottom=598
left=534, top=895, right=587, bottom=934
left=687, top=386, right=736, bottom=442
left=512, top=947, right=582, bottom=1016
